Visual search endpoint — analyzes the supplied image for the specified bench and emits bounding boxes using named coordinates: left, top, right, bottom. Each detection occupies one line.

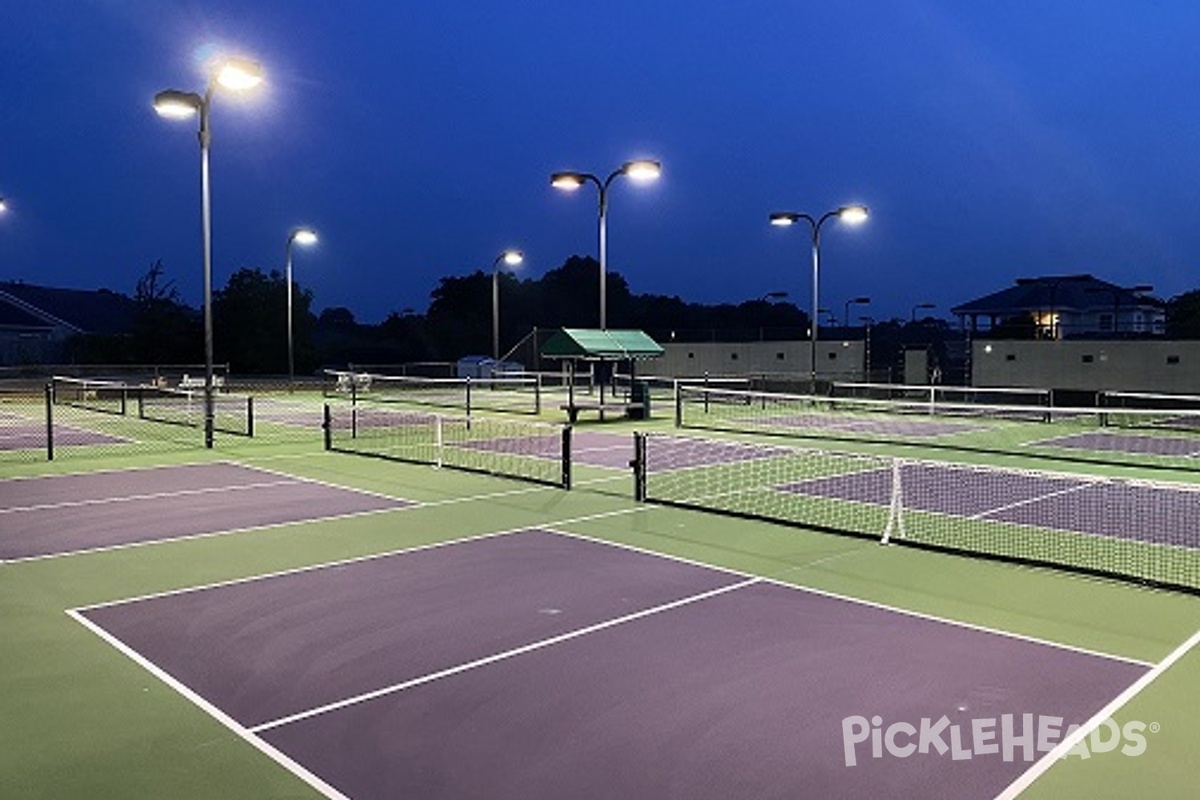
left=560, top=402, right=644, bottom=423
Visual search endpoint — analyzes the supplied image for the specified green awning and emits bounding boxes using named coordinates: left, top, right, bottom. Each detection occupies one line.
left=540, top=328, right=664, bottom=361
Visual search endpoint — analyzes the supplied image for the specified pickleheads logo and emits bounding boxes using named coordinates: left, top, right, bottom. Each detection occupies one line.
left=841, top=714, right=1156, bottom=767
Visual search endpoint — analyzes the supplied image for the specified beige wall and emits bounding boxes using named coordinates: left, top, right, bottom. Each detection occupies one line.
left=972, top=340, right=1200, bottom=393
left=642, top=340, right=865, bottom=381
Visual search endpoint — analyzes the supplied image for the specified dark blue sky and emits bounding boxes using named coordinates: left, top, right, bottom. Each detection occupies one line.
left=4, top=1, right=1200, bottom=323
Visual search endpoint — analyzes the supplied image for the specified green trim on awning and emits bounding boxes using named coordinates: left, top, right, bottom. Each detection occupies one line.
left=540, top=328, right=664, bottom=360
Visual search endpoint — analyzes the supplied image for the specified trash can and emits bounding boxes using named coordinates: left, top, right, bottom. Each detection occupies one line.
left=628, top=380, right=650, bottom=420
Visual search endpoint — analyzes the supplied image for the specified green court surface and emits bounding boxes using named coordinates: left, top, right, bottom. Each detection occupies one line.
left=1, top=390, right=1198, bottom=799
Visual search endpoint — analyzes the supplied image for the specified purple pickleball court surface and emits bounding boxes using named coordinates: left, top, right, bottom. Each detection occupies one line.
left=0, top=462, right=410, bottom=559
left=80, top=529, right=1147, bottom=800
left=1037, top=431, right=1200, bottom=458
left=784, top=462, right=1200, bottom=548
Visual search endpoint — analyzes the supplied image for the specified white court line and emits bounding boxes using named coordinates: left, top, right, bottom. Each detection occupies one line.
left=0, top=480, right=302, bottom=515
left=995, top=627, right=1200, bottom=800
left=4, top=504, right=408, bottom=566
left=968, top=481, right=1096, bottom=520
left=248, top=577, right=760, bottom=733
left=66, top=609, right=351, bottom=800
left=0, top=458, right=239, bottom=484
left=69, top=509, right=650, bottom=611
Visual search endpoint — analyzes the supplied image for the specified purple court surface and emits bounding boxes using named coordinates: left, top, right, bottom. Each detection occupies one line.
left=785, top=462, right=1200, bottom=547
left=78, top=529, right=1146, bottom=800
left=760, top=412, right=988, bottom=438
left=0, top=415, right=128, bottom=450
left=1037, top=431, right=1200, bottom=458
left=0, top=462, right=410, bottom=560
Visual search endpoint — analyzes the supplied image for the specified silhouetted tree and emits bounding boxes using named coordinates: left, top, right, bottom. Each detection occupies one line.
left=213, top=267, right=315, bottom=374
left=1166, top=290, right=1200, bottom=338
left=131, top=260, right=200, bottom=364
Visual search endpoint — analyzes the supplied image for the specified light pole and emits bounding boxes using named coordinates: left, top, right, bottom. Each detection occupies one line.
left=492, top=249, right=524, bottom=361
left=769, top=205, right=869, bottom=391
left=844, top=295, right=870, bottom=326
left=911, top=302, right=936, bottom=322
left=285, top=227, right=318, bottom=386
left=551, top=159, right=661, bottom=330
left=154, top=56, right=263, bottom=447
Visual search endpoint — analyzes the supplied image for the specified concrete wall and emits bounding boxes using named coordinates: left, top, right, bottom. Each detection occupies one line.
left=642, top=340, right=865, bottom=381
left=972, top=340, right=1200, bottom=393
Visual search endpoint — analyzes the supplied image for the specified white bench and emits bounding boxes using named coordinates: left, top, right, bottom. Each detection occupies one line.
left=179, top=375, right=225, bottom=390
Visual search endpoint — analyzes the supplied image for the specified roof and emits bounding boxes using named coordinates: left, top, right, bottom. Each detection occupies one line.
left=0, top=282, right=137, bottom=335
left=540, top=328, right=664, bottom=360
left=951, top=275, right=1160, bottom=316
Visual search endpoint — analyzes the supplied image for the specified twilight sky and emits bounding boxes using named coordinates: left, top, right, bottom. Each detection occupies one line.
left=3, top=1, right=1200, bottom=324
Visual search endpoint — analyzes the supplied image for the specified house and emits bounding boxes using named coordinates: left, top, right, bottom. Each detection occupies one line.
left=0, top=281, right=137, bottom=365
left=951, top=274, right=1164, bottom=339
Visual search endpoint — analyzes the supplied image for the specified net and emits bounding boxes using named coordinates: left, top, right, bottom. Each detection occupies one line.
left=831, top=381, right=1052, bottom=410
left=633, top=432, right=1200, bottom=594
left=323, top=370, right=542, bottom=415
left=1099, top=390, right=1200, bottom=432
left=324, top=404, right=570, bottom=488
left=51, top=376, right=253, bottom=436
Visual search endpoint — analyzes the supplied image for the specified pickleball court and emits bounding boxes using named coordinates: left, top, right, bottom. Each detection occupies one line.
left=74, top=528, right=1149, bottom=800
left=0, top=462, right=411, bottom=560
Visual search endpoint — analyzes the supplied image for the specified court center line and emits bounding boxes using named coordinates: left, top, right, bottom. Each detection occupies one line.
left=0, top=479, right=303, bottom=515
left=248, top=577, right=761, bottom=734
left=967, top=481, right=1095, bottom=520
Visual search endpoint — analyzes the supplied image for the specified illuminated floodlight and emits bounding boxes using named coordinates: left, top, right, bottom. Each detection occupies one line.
left=621, top=159, right=662, bottom=182
left=215, top=57, right=264, bottom=91
left=838, top=204, right=869, bottom=224
left=551, top=172, right=586, bottom=190
left=291, top=228, right=318, bottom=246
left=502, top=249, right=524, bottom=266
left=153, top=90, right=202, bottom=118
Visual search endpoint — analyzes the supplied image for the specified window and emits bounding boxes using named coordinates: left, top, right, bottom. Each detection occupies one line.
left=1098, top=313, right=1114, bottom=332
left=1081, top=354, right=1094, bottom=364
left=1005, top=354, right=1016, bottom=362
left=776, top=352, right=785, bottom=360
left=1168, top=355, right=1181, bottom=365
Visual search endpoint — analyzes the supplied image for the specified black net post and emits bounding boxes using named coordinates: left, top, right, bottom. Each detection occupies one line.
left=323, top=404, right=332, bottom=450
left=561, top=425, right=572, bottom=489
left=632, top=432, right=647, bottom=502
left=674, top=383, right=683, bottom=428
left=44, top=381, right=55, bottom=461
left=247, top=396, right=255, bottom=437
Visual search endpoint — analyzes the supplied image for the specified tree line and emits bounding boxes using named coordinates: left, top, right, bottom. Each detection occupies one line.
left=67, top=257, right=1200, bottom=376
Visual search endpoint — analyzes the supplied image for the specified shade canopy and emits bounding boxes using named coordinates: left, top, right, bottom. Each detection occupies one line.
left=540, top=328, right=664, bottom=361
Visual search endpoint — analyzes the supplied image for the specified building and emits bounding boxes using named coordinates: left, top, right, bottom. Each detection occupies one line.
left=0, top=281, right=136, bottom=365
left=952, top=274, right=1164, bottom=339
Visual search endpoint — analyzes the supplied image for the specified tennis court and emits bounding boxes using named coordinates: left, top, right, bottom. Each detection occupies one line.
left=0, top=462, right=410, bottom=561
left=2, top=386, right=1199, bottom=799
left=74, top=529, right=1149, bottom=800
